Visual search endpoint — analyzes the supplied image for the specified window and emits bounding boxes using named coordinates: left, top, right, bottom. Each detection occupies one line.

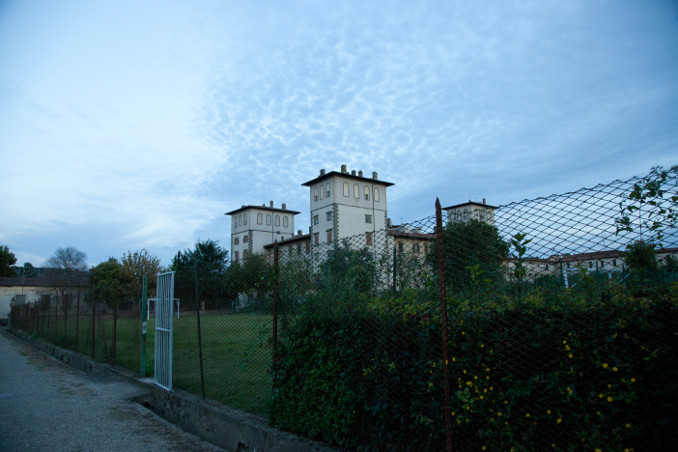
left=588, top=262, right=593, bottom=269
left=243, top=236, right=248, bottom=243
left=313, top=215, right=319, bottom=225
left=314, top=188, right=318, bottom=202
left=234, top=238, right=239, bottom=245
left=257, top=213, right=263, bottom=224
left=354, top=184, right=359, bottom=198
left=243, top=250, right=248, bottom=259
left=326, top=211, right=333, bottom=221
left=374, top=187, right=380, bottom=202
left=364, top=186, right=370, bottom=201
left=243, top=215, right=247, bottom=225
left=313, top=233, right=319, bottom=245
left=327, top=229, right=333, bottom=243
left=413, top=244, right=420, bottom=254
left=283, top=216, right=289, bottom=227
left=234, top=251, right=239, bottom=262
left=398, top=243, right=404, bottom=253
left=266, top=214, right=271, bottom=226
left=275, top=215, right=280, bottom=226
left=567, top=263, right=571, bottom=268
left=306, top=242, right=310, bottom=252
left=600, top=261, right=604, bottom=268
left=365, top=214, right=372, bottom=224
left=343, top=182, right=349, bottom=197
left=613, top=259, right=617, bottom=267
left=320, top=185, right=324, bottom=200
left=325, top=183, right=330, bottom=198
left=366, top=232, right=372, bottom=245
left=545, top=264, right=549, bottom=271
left=297, top=243, right=302, bottom=254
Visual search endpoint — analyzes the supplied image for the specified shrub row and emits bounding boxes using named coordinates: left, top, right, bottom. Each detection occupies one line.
left=272, top=288, right=678, bottom=451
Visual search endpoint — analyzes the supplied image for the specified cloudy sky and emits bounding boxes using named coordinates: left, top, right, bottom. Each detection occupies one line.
left=1, top=0, right=676, bottom=268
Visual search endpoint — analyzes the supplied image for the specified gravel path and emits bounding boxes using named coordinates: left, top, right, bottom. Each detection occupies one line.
left=0, top=328, right=226, bottom=452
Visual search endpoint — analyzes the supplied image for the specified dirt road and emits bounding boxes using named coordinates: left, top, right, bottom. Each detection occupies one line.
left=0, top=328, right=225, bottom=452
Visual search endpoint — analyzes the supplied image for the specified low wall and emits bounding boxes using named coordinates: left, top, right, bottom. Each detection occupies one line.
left=8, top=328, right=336, bottom=452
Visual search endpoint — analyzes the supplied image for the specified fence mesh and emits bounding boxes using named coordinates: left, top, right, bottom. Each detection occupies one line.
left=8, top=167, right=678, bottom=450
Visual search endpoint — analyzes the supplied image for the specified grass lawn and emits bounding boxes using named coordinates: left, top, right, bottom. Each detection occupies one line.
left=27, top=310, right=275, bottom=419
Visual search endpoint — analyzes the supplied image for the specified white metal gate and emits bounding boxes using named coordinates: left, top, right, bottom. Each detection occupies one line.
left=154, top=271, right=175, bottom=390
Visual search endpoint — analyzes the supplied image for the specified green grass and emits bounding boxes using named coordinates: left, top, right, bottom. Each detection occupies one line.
left=21, top=310, right=274, bottom=418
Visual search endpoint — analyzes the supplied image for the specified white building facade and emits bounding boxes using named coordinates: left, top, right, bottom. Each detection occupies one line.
left=226, top=202, right=299, bottom=263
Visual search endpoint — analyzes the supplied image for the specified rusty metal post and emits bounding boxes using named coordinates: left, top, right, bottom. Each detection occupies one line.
left=272, top=240, right=279, bottom=363
left=436, top=198, right=453, bottom=452
left=91, top=294, right=96, bottom=360
left=75, top=290, right=81, bottom=353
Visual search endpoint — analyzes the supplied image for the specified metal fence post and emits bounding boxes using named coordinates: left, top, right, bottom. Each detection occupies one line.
left=141, top=276, right=148, bottom=377
left=436, top=198, right=453, bottom=452
left=273, top=241, right=279, bottom=363
left=195, top=264, right=206, bottom=400
left=75, top=290, right=81, bottom=353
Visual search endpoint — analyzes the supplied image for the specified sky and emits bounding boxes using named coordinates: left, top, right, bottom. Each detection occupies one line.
left=1, top=0, right=677, bottom=269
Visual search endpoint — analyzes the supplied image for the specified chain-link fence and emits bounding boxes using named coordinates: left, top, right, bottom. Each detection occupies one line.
left=9, top=168, right=678, bottom=450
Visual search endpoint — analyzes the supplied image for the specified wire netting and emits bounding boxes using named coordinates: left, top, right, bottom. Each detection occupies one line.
left=8, top=167, right=678, bottom=450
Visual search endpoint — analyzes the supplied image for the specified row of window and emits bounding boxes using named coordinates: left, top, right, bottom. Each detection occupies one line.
left=233, top=249, right=248, bottom=262
left=397, top=242, right=425, bottom=254
left=249, top=213, right=289, bottom=227
left=233, top=236, right=249, bottom=246
left=314, top=183, right=381, bottom=202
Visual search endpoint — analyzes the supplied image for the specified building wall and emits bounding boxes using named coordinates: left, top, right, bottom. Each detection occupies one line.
left=230, top=205, right=297, bottom=263
left=0, top=285, right=50, bottom=319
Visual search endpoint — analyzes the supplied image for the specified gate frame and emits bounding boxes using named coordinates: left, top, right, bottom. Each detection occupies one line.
left=154, top=271, right=175, bottom=391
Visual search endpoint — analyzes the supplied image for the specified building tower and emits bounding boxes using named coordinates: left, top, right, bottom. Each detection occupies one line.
left=226, top=202, right=300, bottom=263
left=302, top=165, right=394, bottom=247
left=443, top=199, right=496, bottom=226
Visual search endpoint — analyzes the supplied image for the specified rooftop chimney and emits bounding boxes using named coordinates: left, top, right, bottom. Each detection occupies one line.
left=320, top=169, right=326, bottom=176
left=372, top=171, right=378, bottom=180
left=482, top=198, right=486, bottom=205
left=351, top=170, right=356, bottom=176
left=298, top=229, right=302, bottom=235
left=341, top=164, right=347, bottom=173
left=358, top=170, right=363, bottom=177
left=282, top=203, right=286, bottom=210
left=270, top=201, right=273, bottom=208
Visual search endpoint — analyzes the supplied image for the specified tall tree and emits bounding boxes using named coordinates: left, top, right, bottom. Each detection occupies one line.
left=45, top=246, right=88, bottom=313
left=91, top=258, right=131, bottom=306
left=170, top=239, right=229, bottom=274
left=430, top=219, right=509, bottom=292
left=121, top=249, right=161, bottom=294
left=0, top=245, right=17, bottom=277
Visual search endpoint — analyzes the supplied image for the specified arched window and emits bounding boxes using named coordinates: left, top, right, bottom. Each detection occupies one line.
left=325, top=183, right=330, bottom=198
left=314, top=188, right=318, bottom=202
left=266, top=214, right=271, bottom=226
left=343, top=182, right=349, bottom=197
left=283, top=216, right=289, bottom=227
left=243, top=214, right=247, bottom=225
left=243, top=236, right=249, bottom=243
left=275, top=215, right=280, bottom=226
left=354, top=184, right=359, bottom=199
left=320, top=185, right=324, bottom=200
left=374, top=187, right=380, bottom=202
left=257, top=213, right=263, bottom=224
left=234, top=238, right=240, bottom=245
left=364, top=186, right=370, bottom=201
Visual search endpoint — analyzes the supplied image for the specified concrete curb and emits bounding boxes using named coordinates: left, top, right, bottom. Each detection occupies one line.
left=7, top=328, right=337, bottom=452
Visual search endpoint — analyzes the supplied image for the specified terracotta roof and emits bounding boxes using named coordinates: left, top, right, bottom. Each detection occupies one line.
left=225, top=205, right=300, bottom=215
left=263, top=234, right=311, bottom=249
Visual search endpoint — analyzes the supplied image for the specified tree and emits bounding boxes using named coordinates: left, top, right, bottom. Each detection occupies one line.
left=0, top=245, right=17, bottom=277
left=46, top=246, right=88, bottom=299
left=616, top=165, right=678, bottom=245
left=431, top=219, right=509, bottom=292
left=121, top=249, right=161, bottom=294
left=170, top=239, right=229, bottom=274
left=624, top=240, right=658, bottom=273
left=91, top=258, right=131, bottom=305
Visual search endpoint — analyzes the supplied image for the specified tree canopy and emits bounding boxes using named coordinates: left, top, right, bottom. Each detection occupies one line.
left=0, top=245, right=17, bottom=277
left=170, top=239, right=229, bottom=274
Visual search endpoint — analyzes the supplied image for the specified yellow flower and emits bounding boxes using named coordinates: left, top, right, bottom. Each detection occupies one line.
left=525, top=413, right=530, bottom=418
left=603, top=363, right=609, bottom=368
left=557, top=418, right=562, bottom=423
left=568, top=353, right=573, bottom=359
left=497, top=412, right=502, bottom=417
left=607, top=396, right=613, bottom=402
left=626, top=423, right=631, bottom=429
left=563, top=340, right=567, bottom=344
left=481, top=344, right=485, bottom=348
left=613, top=367, right=618, bottom=372
left=630, top=378, right=636, bottom=383
left=599, top=393, right=604, bottom=399
left=547, top=409, right=551, bottom=415
left=596, top=449, right=602, bottom=452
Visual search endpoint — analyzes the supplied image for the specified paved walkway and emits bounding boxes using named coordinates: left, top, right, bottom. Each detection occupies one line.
left=0, top=327, right=225, bottom=452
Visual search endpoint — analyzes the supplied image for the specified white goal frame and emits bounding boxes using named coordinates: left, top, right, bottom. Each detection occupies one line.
left=147, top=297, right=181, bottom=320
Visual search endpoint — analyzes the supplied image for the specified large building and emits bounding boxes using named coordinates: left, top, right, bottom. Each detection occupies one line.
left=226, top=202, right=300, bottom=263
